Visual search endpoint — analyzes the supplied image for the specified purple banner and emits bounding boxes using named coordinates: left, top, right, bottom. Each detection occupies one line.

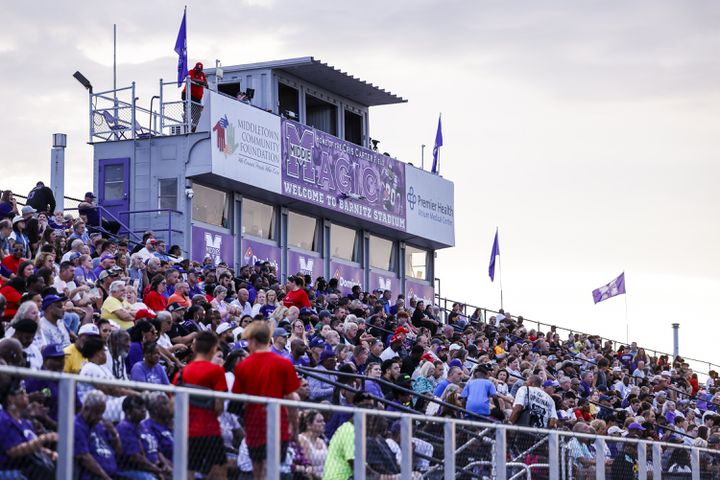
left=281, top=119, right=406, bottom=231
left=405, top=278, right=434, bottom=306
left=330, top=260, right=364, bottom=295
left=241, top=238, right=280, bottom=271
left=191, top=225, right=234, bottom=265
left=287, top=250, right=324, bottom=281
left=369, top=270, right=397, bottom=293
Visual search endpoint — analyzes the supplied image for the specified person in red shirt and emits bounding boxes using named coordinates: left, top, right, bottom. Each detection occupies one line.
left=181, top=62, right=208, bottom=132
left=1, top=243, right=25, bottom=275
left=173, top=331, right=228, bottom=479
left=233, top=321, right=301, bottom=480
left=144, top=276, right=168, bottom=312
left=282, top=275, right=311, bottom=310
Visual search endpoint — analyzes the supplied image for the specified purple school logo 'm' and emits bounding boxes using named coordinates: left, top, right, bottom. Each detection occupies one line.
left=285, top=123, right=315, bottom=182
left=204, top=233, right=223, bottom=265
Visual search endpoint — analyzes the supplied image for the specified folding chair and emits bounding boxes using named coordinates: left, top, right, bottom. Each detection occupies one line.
left=101, top=110, right=129, bottom=140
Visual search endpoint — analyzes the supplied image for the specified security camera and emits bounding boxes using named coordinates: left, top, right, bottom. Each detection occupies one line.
left=185, top=187, right=194, bottom=199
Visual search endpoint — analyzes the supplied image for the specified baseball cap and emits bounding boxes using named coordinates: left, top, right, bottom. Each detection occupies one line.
left=78, top=324, right=100, bottom=336
left=42, top=343, right=66, bottom=359
left=319, top=350, right=336, bottom=363
left=394, top=326, right=409, bottom=335
left=273, top=327, right=290, bottom=338
left=216, top=323, right=233, bottom=335
left=318, top=310, right=331, bottom=319
left=100, top=254, right=115, bottom=262
left=396, top=373, right=412, bottom=388
left=84, top=192, right=96, bottom=199
left=448, top=359, right=463, bottom=368
left=628, top=423, right=646, bottom=431
left=543, top=380, right=559, bottom=388
left=41, top=294, right=66, bottom=310
left=449, top=343, right=462, bottom=352
left=310, top=337, right=327, bottom=349
left=21, top=206, right=36, bottom=215
left=135, top=309, right=157, bottom=320
left=98, top=268, right=120, bottom=281
left=167, top=302, right=187, bottom=313
left=607, top=426, right=625, bottom=435
left=11, top=215, right=24, bottom=225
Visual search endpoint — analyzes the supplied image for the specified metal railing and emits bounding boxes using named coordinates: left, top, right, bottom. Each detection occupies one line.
left=118, top=208, right=184, bottom=247
left=1, top=364, right=718, bottom=480
left=434, top=293, right=720, bottom=380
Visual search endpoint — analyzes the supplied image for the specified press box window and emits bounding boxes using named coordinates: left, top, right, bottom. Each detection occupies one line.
left=330, top=224, right=359, bottom=262
left=242, top=198, right=276, bottom=240
left=191, top=184, right=229, bottom=228
left=288, top=212, right=319, bottom=252
left=405, top=245, right=428, bottom=280
left=103, top=164, right=125, bottom=200
left=158, top=178, right=178, bottom=210
left=370, top=235, right=395, bottom=271
left=305, top=94, right=337, bottom=136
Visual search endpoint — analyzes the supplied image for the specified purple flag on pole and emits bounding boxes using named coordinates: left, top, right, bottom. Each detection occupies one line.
left=431, top=115, right=443, bottom=174
left=592, top=272, right=626, bottom=304
left=174, top=8, right=188, bottom=87
left=488, top=228, right=500, bottom=281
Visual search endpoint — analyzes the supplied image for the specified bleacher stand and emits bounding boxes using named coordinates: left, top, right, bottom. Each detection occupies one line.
left=0, top=183, right=719, bottom=479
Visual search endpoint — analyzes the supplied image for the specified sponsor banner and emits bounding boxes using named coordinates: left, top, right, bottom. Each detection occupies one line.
left=405, top=165, right=455, bottom=246
left=369, top=270, right=396, bottom=293
left=281, top=119, right=407, bottom=231
left=405, top=278, right=434, bottom=306
left=330, top=260, right=364, bottom=295
left=207, top=91, right=282, bottom=193
left=287, top=250, right=324, bottom=280
left=191, top=225, right=234, bottom=266
left=240, top=237, right=280, bottom=271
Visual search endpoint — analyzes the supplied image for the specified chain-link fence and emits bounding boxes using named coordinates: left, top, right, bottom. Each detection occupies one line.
left=2, top=364, right=720, bottom=480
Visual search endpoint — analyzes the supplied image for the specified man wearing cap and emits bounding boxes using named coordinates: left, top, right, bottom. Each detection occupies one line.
left=40, top=294, right=71, bottom=348
left=79, top=192, right=120, bottom=235
left=309, top=349, right=338, bottom=402
left=11, top=317, right=43, bottom=369
left=26, top=344, right=81, bottom=422
left=20, top=204, right=41, bottom=252
left=380, top=334, right=404, bottom=362
left=216, top=322, right=235, bottom=358
left=25, top=181, right=56, bottom=214
left=167, top=302, right=197, bottom=347
left=101, top=280, right=135, bottom=330
left=270, top=327, right=292, bottom=361
left=64, top=323, right=100, bottom=374
left=8, top=215, right=30, bottom=258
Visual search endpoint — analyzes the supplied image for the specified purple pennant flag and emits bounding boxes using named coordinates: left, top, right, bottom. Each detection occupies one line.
left=592, top=272, right=626, bottom=304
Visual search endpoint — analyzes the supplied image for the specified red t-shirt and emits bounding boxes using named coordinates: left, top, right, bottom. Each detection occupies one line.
left=232, top=351, right=301, bottom=448
left=173, top=360, right=228, bottom=437
left=1, top=256, right=22, bottom=274
left=144, top=290, right=168, bottom=312
left=282, top=289, right=311, bottom=309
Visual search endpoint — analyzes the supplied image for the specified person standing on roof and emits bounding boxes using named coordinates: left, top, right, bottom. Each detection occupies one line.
left=25, top=181, right=56, bottom=215
left=182, top=62, right=208, bottom=132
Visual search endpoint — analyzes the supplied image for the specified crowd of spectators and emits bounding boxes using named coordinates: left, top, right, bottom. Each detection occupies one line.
left=0, top=184, right=719, bottom=479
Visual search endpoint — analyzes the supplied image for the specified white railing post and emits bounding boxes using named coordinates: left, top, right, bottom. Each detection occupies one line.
left=594, top=437, right=605, bottom=480
left=549, top=431, right=560, bottom=480
left=637, top=442, right=647, bottom=480
left=131, top=81, right=137, bottom=140
left=400, top=416, right=413, bottom=478
left=172, top=391, right=189, bottom=480
left=354, top=411, right=367, bottom=480
left=444, top=422, right=456, bottom=480
left=88, top=91, right=94, bottom=143
left=159, top=78, right=164, bottom=134
left=495, top=427, right=507, bottom=480
left=652, top=443, right=662, bottom=480
left=56, top=376, right=76, bottom=480
left=691, top=447, right=700, bottom=480
left=185, top=75, right=192, bottom=133
left=266, top=402, right=281, bottom=480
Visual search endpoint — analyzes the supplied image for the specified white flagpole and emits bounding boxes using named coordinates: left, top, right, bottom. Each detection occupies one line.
left=498, top=228, right=504, bottom=311
left=624, top=272, right=629, bottom=343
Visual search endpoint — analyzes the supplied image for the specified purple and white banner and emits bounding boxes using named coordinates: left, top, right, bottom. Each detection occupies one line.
left=240, top=238, right=280, bottom=271
left=369, top=270, right=396, bottom=293
left=330, top=260, right=364, bottom=295
left=592, top=272, right=626, bottom=304
left=405, top=278, right=434, bottom=306
left=281, top=119, right=407, bottom=231
left=191, top=225, right=234, bottom=265
left=287, top=250, right=324, bottom=281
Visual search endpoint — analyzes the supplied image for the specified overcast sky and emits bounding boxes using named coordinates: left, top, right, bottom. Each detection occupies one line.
left=2, top=1, right=719, bottom=369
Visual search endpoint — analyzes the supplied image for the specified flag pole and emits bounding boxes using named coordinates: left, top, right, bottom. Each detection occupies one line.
left=498, top=228, right=504, bottom=310
left=624, top=280, right=629, bottom=344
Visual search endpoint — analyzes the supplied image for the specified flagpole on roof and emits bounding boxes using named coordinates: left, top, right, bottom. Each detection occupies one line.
left=624, top=271, right=629, bottom=343
left=498, top=227, right=504, bottom=310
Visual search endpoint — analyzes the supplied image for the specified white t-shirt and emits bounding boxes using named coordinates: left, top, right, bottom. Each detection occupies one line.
left=24, top=344, right=43, bottom=370
left=78, top=361, right=112, bottom=402
left=513, top=386, right=558, bottom=428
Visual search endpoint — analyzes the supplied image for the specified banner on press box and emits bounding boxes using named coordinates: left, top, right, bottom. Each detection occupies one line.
left=405, top=279, right=434, bottom=306
left=369, top=271, right=396, bottom=293
left=287, top=250, right=324, bottom=281
left=405, top=165, right=455, bottom=246
left=281, top=119, right=407, bottom=231
left=330, top=261, right=364, bottom=295
left=191, top=225, right=234, bottom=266
left=207, top=91, right=282, bottom=193
left=241, top=238, right=280, bottom=271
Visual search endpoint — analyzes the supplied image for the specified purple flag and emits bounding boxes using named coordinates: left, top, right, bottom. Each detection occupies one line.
left=592, top=272, right=626, bottom=304
left=488, top=228, right=499, bottom=281
left=174, top=8, right=188, bottom=87
left=431, top=115, right=443, bottom=174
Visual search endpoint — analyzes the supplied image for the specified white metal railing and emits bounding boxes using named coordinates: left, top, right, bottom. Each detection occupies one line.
left=0, top=364, right=717, bottom=480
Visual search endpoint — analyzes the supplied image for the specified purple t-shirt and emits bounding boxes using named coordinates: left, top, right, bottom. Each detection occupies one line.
left=141, top=418, right=173, bottom=461
left=74, top=414, right=117, bottom=479
left=130, top=362, right=170, bottom=385
left=117, top=419, right=159, bottom=465
left=0, top=409, right=37, bottom=469
left=125, top=342, right=143, bottom=374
